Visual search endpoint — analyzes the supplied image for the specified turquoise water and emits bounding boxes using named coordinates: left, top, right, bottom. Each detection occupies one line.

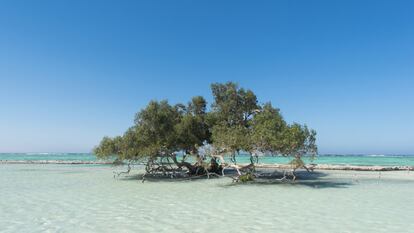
left=0, top=153, right=96, bottom=161
left=1, top=164, right=414, bottom=233
left=1, top=153, right=414, bottom=166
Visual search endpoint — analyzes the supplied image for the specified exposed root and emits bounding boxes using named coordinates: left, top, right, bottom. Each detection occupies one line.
left=113, top=163, right=132, bottom=179
left=113, top=154, right=311, bottom=183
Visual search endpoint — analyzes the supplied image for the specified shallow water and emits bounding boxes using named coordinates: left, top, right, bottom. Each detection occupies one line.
left=1, top=164, right=414, bottom=233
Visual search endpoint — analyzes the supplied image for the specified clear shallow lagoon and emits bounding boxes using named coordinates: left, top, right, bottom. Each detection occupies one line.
left=1, top=153, right=414, bottom=166
left=1, top=164, right=414, bottom=233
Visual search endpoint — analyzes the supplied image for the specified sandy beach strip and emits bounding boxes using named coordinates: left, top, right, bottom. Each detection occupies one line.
left=1, top=160, right=413, bottom=171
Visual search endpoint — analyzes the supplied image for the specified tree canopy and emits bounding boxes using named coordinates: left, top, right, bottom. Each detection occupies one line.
left=94, top=82, right=317, bottom=181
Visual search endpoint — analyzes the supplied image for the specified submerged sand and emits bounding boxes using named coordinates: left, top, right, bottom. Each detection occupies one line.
left=1, top=164, right=414, bottom=233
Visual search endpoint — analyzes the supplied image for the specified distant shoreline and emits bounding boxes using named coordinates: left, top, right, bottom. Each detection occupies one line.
left=1, top=160, right=413, bottom=171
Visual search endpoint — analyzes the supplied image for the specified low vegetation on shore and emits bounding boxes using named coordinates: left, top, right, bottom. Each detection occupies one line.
left=94, top=82, right=317, bottom=182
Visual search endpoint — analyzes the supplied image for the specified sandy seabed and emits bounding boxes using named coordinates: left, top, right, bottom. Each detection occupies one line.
left=1, top=164, right=413, bottom=233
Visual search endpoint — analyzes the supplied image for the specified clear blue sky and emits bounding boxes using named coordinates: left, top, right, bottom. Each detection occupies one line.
left=0, top=0, right=413, bottom=154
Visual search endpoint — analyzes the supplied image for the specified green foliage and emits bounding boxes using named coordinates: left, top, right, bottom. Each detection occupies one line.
left=94, top=82, right=317, bottom=166
left=94, top=128, right=144, bottom=161
left=281, top=124, right=317, bottom=157
left=134, top=100, right=180, bottom=157
left=188, top=96, right=207, bottom=116
left=175, top=97, right=210, bottom=155
left=210, top=82, right=259, bottom=127
left=210, top=82, right=259, bottom=155
left=250, top=103, right=286, bottom=153
left=239, top=173, right=255, bottom=182
left=119, top=127, right=143, bottom=160
left=93, top=136, right=121, bottom=159
left=211, top=124, right=250, bottom=154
